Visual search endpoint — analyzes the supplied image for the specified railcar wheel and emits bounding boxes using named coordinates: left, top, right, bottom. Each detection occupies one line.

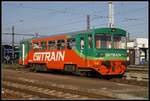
left=34, top=64, right=48, bottom=72
left=35, top=64, right=40, bottom=72
left=41, top=64, right=49, bottom=72
left=117, top=74, right=124, bottom=78
left=29, top=64, right=36, bottom=72
left=64, top=64, right=77, bottom=72
left=97, top=74, right=103, bottom=79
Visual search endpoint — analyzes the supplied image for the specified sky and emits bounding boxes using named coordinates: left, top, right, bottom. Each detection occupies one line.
left=2, top=1, right=148, bottom=45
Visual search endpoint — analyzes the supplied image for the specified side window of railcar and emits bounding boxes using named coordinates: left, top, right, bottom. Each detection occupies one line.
left=48, top=40, right=56, bottom=50
left=88, top=35, right=92, bottom=48
left=41, top=41, right=47, bottom=50
left=57, top=39, right=65, bottom=50
left=33, top=42, right=39, bottom=51
left=80, top=37, right=84, bottom=49
left=67, top=38, right=76, bottom=49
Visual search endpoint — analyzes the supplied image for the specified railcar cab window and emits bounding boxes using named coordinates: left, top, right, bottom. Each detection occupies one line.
left=95, top=34, right=111, bottom=49
left=113, top=35, right=126, bottom=49
left=57, top=39, right=65, bottom=50
left=80, top=37, right=84, bottom=49
left=48, top=40, right=56, bottom=50
left=41, top=41, right=47, bottom=50
left=33, top=42, right=39, bottom=51
left=67, top=38, right=76, bottom=49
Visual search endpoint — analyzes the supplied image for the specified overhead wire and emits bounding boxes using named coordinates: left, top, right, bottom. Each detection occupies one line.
left=4, top=3, right=147, bottom=33
left=2, top=3, right=147, bottom=43
left=29, top=7, right=147, bottom=32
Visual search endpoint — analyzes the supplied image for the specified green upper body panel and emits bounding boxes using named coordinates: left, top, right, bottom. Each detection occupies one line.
left=93, top=27, right=126, bottom=36
left=19, top=27, right=127, bottom=61
left=74, top=27, right=127, bottom=60
left=19, top=38, right=34, bottom=59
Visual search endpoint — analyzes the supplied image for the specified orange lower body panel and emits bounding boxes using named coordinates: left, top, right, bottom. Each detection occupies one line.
left=94, top=61, right=126, bottom=75
left=19, top=50, right=126, bottom=76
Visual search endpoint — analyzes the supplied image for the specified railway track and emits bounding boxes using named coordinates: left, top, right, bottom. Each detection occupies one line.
left=126, top=67, right=148, bottom=73
left=3, top=65, right=148, bottom=87
left=109, top=77, right=148, bottom=87
left=123, top=66, right=148, bottom=82
left=2, top=76, right=116, bottom=100
left=123, top=72, right=148, bottom=82
left=2, top=69, right=148, bottom=100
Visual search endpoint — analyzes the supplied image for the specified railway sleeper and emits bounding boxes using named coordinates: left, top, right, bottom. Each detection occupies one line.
left=2, top=88, right=42, bottom=100
left=125, top=73, right=148, bottom=81
left=3, top=81, right=94, bottom=99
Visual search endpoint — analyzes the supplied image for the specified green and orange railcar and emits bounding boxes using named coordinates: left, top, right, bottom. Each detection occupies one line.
left=19, top=27, right=127, bottom=76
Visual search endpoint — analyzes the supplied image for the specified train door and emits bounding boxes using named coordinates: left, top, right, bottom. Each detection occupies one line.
left=87, top=34, right=93, bottom=66
left=76, top=33, right=94, bottom=75
left=78, top=34, right=88, bottom=67
left=20, top=40, right=31, bottom=65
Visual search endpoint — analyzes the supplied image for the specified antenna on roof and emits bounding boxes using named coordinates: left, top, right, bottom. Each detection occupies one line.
left=87, top=14, right=90, bottom=30
left=108, top=1, right=114, bottom=28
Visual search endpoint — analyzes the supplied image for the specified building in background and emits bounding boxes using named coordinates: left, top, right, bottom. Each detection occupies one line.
left=2, top=45, right=20, bottom=64
left=127, top=38, right=148, bottom=65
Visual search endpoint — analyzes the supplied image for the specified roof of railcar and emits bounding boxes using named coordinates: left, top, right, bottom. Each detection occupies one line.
left=37, top=27, right=126, bottom=37
left=22, top=27, right=126, bottom=41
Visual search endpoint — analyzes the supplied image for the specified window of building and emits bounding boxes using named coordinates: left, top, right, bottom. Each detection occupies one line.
left=57, top=39, right=65, bottom=50
left=48, top=40, right=56, bottom=50
left=67, top=38, right=76, bottom=49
